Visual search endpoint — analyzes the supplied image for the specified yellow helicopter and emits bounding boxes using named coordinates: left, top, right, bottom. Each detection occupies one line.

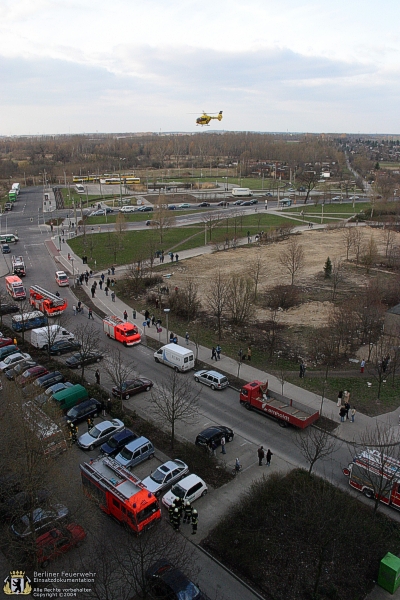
left=196, top=110, right=223, bottom=126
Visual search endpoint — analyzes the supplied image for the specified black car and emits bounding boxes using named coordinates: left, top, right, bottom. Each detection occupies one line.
left=137, top=206, right=153, bottom=212
left=146, top=559, right=210, bottom=600
left=100, top=429, right=138, bottom=457
left=65, top=398, right=102, bottom=425
left=33, top=371, right=65, bottom=390
left=195, top=425, right=234, bottom=447
left=65, top=351, right=103, bottom=368
left=198, top=202, right=210, bottom=208
left=49, top=340, right=81, bottom=356
left=241, top=201, right=252, bottom=206
left=0, top=303, right=19, bottom=315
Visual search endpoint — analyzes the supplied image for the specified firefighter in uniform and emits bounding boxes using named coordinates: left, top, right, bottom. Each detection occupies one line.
left=175, top=497, right=183, bottom=519
left=191, top=509, right=198, bottom=535
left=183, top=500, right=192, bottom=524
left=87, top=417, right=94, bottom=431
left=71, top=424, right=78, bottom=445
left=173, top=507, right=181, bottom=532
left=168, top=501, right=176, bottom=524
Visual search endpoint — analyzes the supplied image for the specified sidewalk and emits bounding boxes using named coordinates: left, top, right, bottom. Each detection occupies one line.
left=53, top=230, right=398, bottom=600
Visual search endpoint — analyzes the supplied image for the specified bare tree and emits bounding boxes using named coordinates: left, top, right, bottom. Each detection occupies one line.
left=279, top=236, right=305, bottom=286
left=297, top=168, right=320, bottom=204
left=202, top=211, right=222, bottom=243
left=382, top=225, right=397, bottom=258
left=206, top=270, right=229, bottom=340
left=295, top=426, right=339, bottom=475
left=330, top=258, right=344, bottom=301
left=361, top=235, right=378, bottom=273
left=353, top=227, right=364, bottom=265
left=71, top=322, right=102, bottom=382
left=263, top=309, right=283, bottom=359
left=342, top=227, right=356, bottom=261
left=248, top=251, right=265, bottom=300
left=114, top=211, right=127, bottom=235
left=149, top=370, right=200, bottom=449
left=151, top=198, right=176, bottom=243
left=226, top=274, right=254, bottom=325
left=103, top=348, right=137, bottom=396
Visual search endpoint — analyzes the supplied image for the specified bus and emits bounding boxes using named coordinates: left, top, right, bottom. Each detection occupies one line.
left=100, top=176, right=140, bottom=185
left=12, top=311, right=48, bottom=332
left=0, top=234, right=19, bottom=244
left=75, top=184, right=85, bottom=194
left=73, top=175, right=100, bottom=183
left=5, top=275, right=26, bottom=300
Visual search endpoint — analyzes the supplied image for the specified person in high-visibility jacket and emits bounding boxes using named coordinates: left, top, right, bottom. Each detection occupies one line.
left=168, top=502, right=176, bottom=524
left=172, top=508, right=181, bottom=532
left=175, top=497, right=184, bottom=518
left=183, top=500, right=192, bottom=524
left=191, top=509, right=198, bottom=535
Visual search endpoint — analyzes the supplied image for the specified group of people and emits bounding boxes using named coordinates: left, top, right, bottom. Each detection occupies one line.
left=337, top=390, right=356, bottom=423
left=257, top=446, right=273, bottom=466
left=211, top=345, right=222, bottom=360
left=237, top=346, right=252, bottom=362
left=168, top=499, right=198, bottom=535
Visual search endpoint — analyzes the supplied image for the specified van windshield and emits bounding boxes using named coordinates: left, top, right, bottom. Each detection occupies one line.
left=120, top=447, right=133, bottom=460
left=124, top=330, right=138, bottom=338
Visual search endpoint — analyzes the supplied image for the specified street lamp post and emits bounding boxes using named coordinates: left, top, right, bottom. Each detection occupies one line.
left=164, top=308, right=170, bottom=344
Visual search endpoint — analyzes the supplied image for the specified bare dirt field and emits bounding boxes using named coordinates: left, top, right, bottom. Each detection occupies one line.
left=168, top=226, right=400, bottom=327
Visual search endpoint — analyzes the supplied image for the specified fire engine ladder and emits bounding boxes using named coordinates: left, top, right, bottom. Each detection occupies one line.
left=103, top=456, right=142, bottom=485
left=105, top=315, right=124, bottom=327
left=81, top=461, right=129, bottom=504
left=30, top=285, right=65, bottom=307
left=358, top=449, right=400, bottom=478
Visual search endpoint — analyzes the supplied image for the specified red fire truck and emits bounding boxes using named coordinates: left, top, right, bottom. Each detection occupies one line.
left=29, top=285, right=68, bottom=317
left=103, top=315, right=141, bottom=346
left=80, top=456, right=161, bottom=533
left=343, top=449, right=400, bottom=509
left=5, top=275, right=26, bottom=300
left=240, top=380, right=320, bottom=429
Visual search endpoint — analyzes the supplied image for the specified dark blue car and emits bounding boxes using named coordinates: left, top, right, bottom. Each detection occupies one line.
left=100, top=429, right=138, bottom=457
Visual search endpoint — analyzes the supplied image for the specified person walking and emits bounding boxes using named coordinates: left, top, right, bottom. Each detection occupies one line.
left=247, top=346, right=252, bottom=361
left=123, top=310, right=128, bottom=321
left=104, top=286, right=109, bottom=296
left=91, top=286, right=96, bottom=299
left=101, top=273, right=105, bottom=283
left=170, top=253, right=174, bottom=262
left=344, top=400, right=350, bottom=420
left=220, top=436, right=226, bottom=454
left=183, top=501, right=192, bottom=524
left=88, top=308, right=94, bottom=320
left=175, top=253, right=179, bottom=262
left=211, top=347, right=217, bottom=360
left=95, top=369, right=100, bottom=385
left=337, top=390, right=343, bottom=407
left=258, top=446, right=265, bottom=466
left=185, top=332, right=189, bottom=345
left=360, top=359, right=366, bottom=374
left=100, top=400, right=106, bottom=417
left=216, top=344, right=221, bottom=360
left=339, top=405, right=346, bottom=422
left=211, top=440, right=217, bottom=456
left=351, top=407, right=356, bottom=423
left=191, top=509, right=198, bottom=535
left=266, top=449, right=273, bottom=466
left=111, top=291, right=116, bottom=302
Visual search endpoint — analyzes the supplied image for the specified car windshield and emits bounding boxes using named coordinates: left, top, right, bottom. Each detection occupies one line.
left=170, top=484, right=185, bottom=499
left=89, top=426, right=101, bottom=439
left=119, top=447, right=133, bottom=460
left=176, top=581, right=201, bottom=600
left=106, top=437, right=119, bottom=449
left=68, top=407, right=79, bottom=417
left=151, top=468, right=167, bottom=484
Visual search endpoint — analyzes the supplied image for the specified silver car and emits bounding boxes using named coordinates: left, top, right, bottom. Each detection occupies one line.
left=194, top=369, right=229, bottom=390
left=141, top=459, right=189, bottom=497
left=77, top=419, right=124, bottom=450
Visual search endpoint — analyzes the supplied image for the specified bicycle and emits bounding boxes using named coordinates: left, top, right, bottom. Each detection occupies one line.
left=231, top=463, right=242, bottom=476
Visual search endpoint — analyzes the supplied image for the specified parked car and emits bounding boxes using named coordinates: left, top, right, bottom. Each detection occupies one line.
left=193, top=370, right=229, bottom=390
left=216, top=201, right=228, bottom=206
left=65, top=398, right=102, bottom=425
left=241, top=201, right=252, bottom=206
left=137, top=206, right=153, bottom=212
left=114, top=436, right=154, bottom=468
left=2, top=244, right=11, bottom=254
left=162, top=474, right=208, bottom=508
left=0, top=352, right=31, bottom=373
left=178, top=203, right=191, bottom=209
left=265, top=192, right=273, bottom=197
left=119, top=205, right=136, bottom=213
left=5, top=359, right=37, bottom=381
left=141, top=459, right=189, bottom=497
left=11, top=504, right=69, bottom=538
left=49, top=340, right=81, bottom=355
left=77, top=419, right=125, bottom=450
left=65, top=351, right=103, bottom=368
left=198, top=202, right=211, bottom=208
left=100, top=429, right=138, bottom=457
left=168, top=205, right=177, bottom=210
left=332, top=196, right=341, bottom=201
left=0, top=337, right=15, bottom=349
left=36, top=523, right=86, bottom=568
left=232, top=200, right=244, bottom=206
left=250, top=199, right=259, bottom=204
left=33, top=371, right=64, bottom=390
left=0, top=303, right=19, bottom=315
left=146, top=559, right=210, bottom=600
left=195, top=426, right=234, bottom=447
left=16, top=366, right=49, bottom=387
left=112, top=378, right=153, bottom=400
left=0, top=345, right=20, bottom=361
left=45, top=382, right=74, bottom=396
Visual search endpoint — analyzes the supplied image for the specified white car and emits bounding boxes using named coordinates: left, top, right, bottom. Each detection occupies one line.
left=332, top=196, right=341, bottom=201
left=119, top=206, right=136, bottom=213
left=162, top=474, right=208, bottom=508
left=55, top=271, right=69, bottom=287
left=0, top=352, right=31, bottom=372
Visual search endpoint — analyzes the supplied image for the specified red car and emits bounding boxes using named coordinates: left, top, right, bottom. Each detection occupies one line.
left=112, top=378, right=153, bottom=400
left=16, top=366, right=49, bottom=387
left=36, top=523, right=86, bottom=567
left=0, top=338, right=14, bottom=349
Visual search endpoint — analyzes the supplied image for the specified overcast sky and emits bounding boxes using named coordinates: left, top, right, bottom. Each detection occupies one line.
left=1, top=0, right=399, bottom=135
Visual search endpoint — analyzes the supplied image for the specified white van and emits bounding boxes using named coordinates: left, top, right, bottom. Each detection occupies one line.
left=30, top=325, right=75, bottom=350
left=154, top=343, right=194, bottom=372
left=119, top=205, right=136, bottom=213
